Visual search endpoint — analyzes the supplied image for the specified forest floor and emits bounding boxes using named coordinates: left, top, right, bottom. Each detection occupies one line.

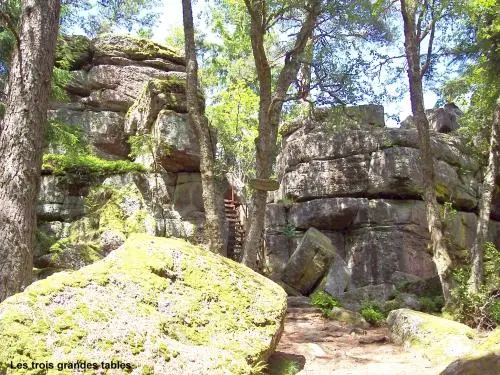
left=266, top=304, right=449, bottom=375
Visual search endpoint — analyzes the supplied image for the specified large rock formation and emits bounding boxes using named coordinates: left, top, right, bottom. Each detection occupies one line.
left=36, top=35, right=216, bottom=275
left=265, top=105, right=500, bottom=298
left=0, top=235, right=287, bottom=375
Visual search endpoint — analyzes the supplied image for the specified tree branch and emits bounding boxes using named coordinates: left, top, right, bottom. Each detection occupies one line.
left=421, top=1, right=436, bottom=77
left=0, top=11, right=20, bottom=48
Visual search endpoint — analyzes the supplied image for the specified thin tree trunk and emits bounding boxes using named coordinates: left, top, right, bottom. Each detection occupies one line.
left=241, top=0, right=320, bottom=270
left=400, top=0, right=454, bottom=304
left=182, top=0, right=225, bottom=255
left=468, top=101, right=500, bottom=292
left=0, top=0, right=61, bottom=301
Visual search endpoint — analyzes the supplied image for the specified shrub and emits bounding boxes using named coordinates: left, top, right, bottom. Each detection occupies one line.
left=42, top=154, right=146, bottom=177
left=447, top=242, right=500, bottom=329
left=282, top=224, right=297, bottom=238
left=419, top=295, right=445, bottom=313
left=360, top=301, right=386, bottom=326
left=267, top=358, right=301, bottom=375
left=311, top=291, right=340, bottom=315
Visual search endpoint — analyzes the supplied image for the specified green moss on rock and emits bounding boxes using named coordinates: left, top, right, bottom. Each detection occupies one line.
left=1, top=235, right=287, bottom=375
left=387, top=308, right=477, bottom=364
left=94, top=35, right=185, bottom=65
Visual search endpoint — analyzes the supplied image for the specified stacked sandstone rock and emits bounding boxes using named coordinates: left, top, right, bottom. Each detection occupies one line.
left=36, top=35, right=209, bottom=275
left=265, top=105, right=500, bottom=306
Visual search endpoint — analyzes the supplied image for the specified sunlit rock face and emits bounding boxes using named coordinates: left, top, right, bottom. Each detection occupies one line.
left=36, top=35, right=219, bottom=275
left=265, top=105, right=500, bottom=297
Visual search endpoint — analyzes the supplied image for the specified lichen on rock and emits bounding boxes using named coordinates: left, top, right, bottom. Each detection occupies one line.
left=387, top=308, right=476, bottom=364
left=0, top=235, right=287, bottom=375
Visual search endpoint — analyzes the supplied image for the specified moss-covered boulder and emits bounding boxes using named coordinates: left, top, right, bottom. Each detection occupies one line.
left=0, top=235, right=287, bottom=375
left=387, top=308, right=476, bottom=364
left=440, top=328, right=500, bottom=375
left=93, top=34, right=185, bottom=66
left=35, top=180, right=155, bottom=273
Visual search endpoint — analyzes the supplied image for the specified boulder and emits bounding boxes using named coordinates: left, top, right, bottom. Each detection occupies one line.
left=326, top=307, right=370, bottom=329
left=441, top=353, right=500, bottom=375
left=277, top=128, right=479, bottom=180
left=440, top=328, right=499, bottom=375
left=288, top=198, right=365, bottom=230
left=124, top=78, right=201, bottom=172
left=264, top=233, right=293, bottom=281
left=93, top=34, right=185, bottom=66
left=282, top=154, right=371, bottom=200
left=124, top=78, right=189, bottom=135
left=279, top=145, right=477, bottom=211
left=393, top=293, right=422, bottom=311
left=312, top=104, right=385, bottom=130
left=287, top=296, right=313, bottom=308
left=99, top=230, right=126, bottom=254
left=427, top=106, right=461, bottom=133
left=82, top=64, right=185, bottom=111
left=345, top=227, right=436, bottom=287
left=154, top=110, right=200, bottom=172
left=338, top=283, right=396, bottom=311
left=0, top=235, right=287, bottom=375
left=37, top=176, right=86, bottom=221
left=321, top=253, right=350, bottom=298
left=400, top=104, right=462, bottom=133
left=48, top=109, right=128, bottom=159
left=282, top=228, right=337, bottom=295
left=387, top=309, right=476, bottom=363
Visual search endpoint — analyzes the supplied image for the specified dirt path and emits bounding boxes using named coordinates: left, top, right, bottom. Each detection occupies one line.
left=267, top=305, right=448, bottom=375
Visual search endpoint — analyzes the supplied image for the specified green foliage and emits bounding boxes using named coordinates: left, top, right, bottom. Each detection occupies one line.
left=128, top=134, right=170, bottom=159
left=282, top=224, right=297, bottom=238
left=440, top=201, right=458, bottom=223
left=443, top=0, right=499, bottom=153
left=360, top=301, right=386, bottom=326
left=46, top=120, right=88, bottom=154
left=419, top=295, right=445, bottom=313
left=55, top=34, right=92, bottom=70
left=42, top=154, right=145, bottom=178
left=44, top=120, right=145, bottom=180
left=128, top=134, right=171, bottom=173
left=60, top=0, right=160, bottom=37
left=267, top=358, right=301, bottom=375
left=311, top=291, right=340, bottom=316
left=447, top=242, right=500, bottom=329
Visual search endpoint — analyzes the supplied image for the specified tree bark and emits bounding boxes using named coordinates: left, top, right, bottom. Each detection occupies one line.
left=241, top=0, right=321, bottom=270
left=400, top=0, right=454, bottom=304
left=468, top=101, right=500, bottom=292
left=0, top=0, right=61, bottom=301
left=182, top=0, right=225, bottom=255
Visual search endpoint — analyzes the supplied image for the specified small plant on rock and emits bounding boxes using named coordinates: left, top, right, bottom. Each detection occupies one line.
left=282, top=224, right=297, bottom=238
left=311, top=291, right=340, bottom=316
left=360, top=301, right=386, bottom=326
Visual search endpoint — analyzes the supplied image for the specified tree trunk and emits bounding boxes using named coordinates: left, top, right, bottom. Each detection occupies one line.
left=468, top=101, right=500, bottom=292
left=241, top=0, right=320, bottom=270
left=400, top=0, right=454, bottom=304
left=0, top=0, right=61, bottom=302
left=182, top=0, right=225, bottom=255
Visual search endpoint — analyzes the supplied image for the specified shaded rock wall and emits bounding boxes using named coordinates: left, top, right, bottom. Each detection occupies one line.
left=265, top=105, right=500, bottom=291
left=36, top=35, right=210, bottom=274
